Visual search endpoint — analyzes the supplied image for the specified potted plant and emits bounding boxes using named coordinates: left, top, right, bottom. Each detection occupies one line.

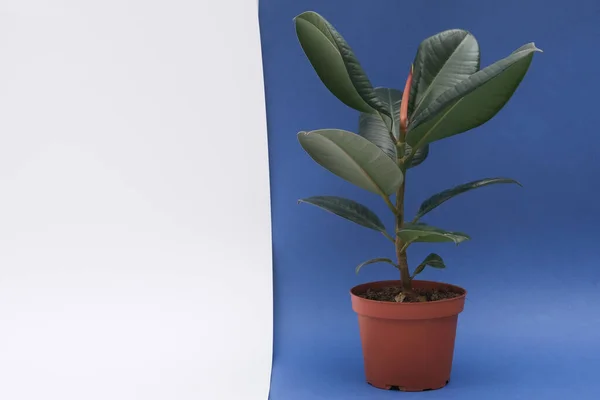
left=293, top=11, right=541, bottom=392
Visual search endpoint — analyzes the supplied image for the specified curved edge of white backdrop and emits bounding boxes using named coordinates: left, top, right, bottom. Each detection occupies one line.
left=0, top=1, right=273, bottom=399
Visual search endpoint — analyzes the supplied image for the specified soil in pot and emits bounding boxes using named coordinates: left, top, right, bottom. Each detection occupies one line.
left=358, top=285, right=463, bottom=303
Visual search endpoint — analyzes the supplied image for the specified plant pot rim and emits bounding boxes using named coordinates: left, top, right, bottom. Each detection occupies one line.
left=350, top=279, right=467, bottom=306
left=350, top=280, right=467, bottom=320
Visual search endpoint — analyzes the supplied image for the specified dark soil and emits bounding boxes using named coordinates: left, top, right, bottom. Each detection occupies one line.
left=358, top=285, right=463, bottom=303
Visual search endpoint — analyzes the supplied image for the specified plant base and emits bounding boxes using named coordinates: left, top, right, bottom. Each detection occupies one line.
left=350, top=280, right=467, bottom=392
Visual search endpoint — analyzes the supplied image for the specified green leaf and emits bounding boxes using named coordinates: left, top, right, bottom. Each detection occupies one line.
left=298, top=196, right=387, bottom=232
left=355, top=258, right=398, bottom=274
left=294, top=11, right=388, bottom=115
left=403, top=142, right=429, bottom=169
left=413, top=253, right=446, bottom=277
left=406, top=43, right=542, bottom=149
left=397, top=223, right=470, bottom=244
left=422, top=253, right=446, bottom=268
left=415, top=177, right=521, bottom=221
left=358, top=88, right=401, bottom=159
left=358, top=87, right=430, bottom=167
left=298, top=129, right=404, bottom=196
left=408, top=29, right=480, bottom=121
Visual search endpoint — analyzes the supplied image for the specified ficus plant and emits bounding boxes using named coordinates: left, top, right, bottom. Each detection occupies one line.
left=293, top=11, right=540, bottom=302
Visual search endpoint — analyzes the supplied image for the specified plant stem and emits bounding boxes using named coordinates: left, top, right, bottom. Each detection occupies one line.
left=395, top=160, right=412, bottom=292
left=396, top=67, right=413, bottom=293
left=395, top=187, right=411, bottom=291
left=375, top=90, right=411, bottom=293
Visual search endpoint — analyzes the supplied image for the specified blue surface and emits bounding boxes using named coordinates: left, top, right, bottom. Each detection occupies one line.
left=259, top=0, right=600, bottom=398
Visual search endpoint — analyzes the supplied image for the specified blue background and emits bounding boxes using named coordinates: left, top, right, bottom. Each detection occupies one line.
left=260, top=0, right=600, bottom=398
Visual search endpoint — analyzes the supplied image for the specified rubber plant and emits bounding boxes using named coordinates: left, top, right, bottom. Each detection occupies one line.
left=294, top=11, right=540, bottom=391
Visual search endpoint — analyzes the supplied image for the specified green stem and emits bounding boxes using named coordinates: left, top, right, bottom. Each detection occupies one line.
left=382, top=231, right=395, bottom=243
left=395, top=166, right=411, bottom=292
left=382, top=195, right=399, bottom=216
left=395, top=110, right=413, bottom=292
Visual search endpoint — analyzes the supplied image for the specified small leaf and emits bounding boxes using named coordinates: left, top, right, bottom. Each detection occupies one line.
left=415, top=177, right=521, bottom=221
left=298, top=196, right=387, bottom=232
left=407, top=43, right=542, bottom=149
left=298, top=129, right=404, bottom=196
left=413, top=253, right=446, bottom=277
left=397, top=223, right=470, bottom=244
left=294, top=11, right=389, bottom=115
left=356, top=258, right=398, bottom=274
left=423, top=253, right=446, bottom=268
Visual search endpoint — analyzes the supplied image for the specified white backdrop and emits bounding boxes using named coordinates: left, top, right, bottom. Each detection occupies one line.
left=0, top=1, right=273, bottom=399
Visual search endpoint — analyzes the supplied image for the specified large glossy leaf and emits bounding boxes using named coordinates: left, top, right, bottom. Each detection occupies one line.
left=355, top=258, right=398, bottom=274
left=358, top=87, right=430, bottom=167
left=406, top=43, right=542, bottom=149
left=414, top=177, right=521, bottom=221
left=298, top=196, right=387, bottom=232
left=397, top=223, right=470, bottom=244
left=298, top=129, right=404, bottom=196
left=412, top=253, right=446, bottom=277
left=408, top=30, right=480, bottom=120
left=294, top=11, right=388, bottom=115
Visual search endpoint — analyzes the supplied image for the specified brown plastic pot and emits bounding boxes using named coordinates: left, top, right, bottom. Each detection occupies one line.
left=350, top=279, right=467, bottom=392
